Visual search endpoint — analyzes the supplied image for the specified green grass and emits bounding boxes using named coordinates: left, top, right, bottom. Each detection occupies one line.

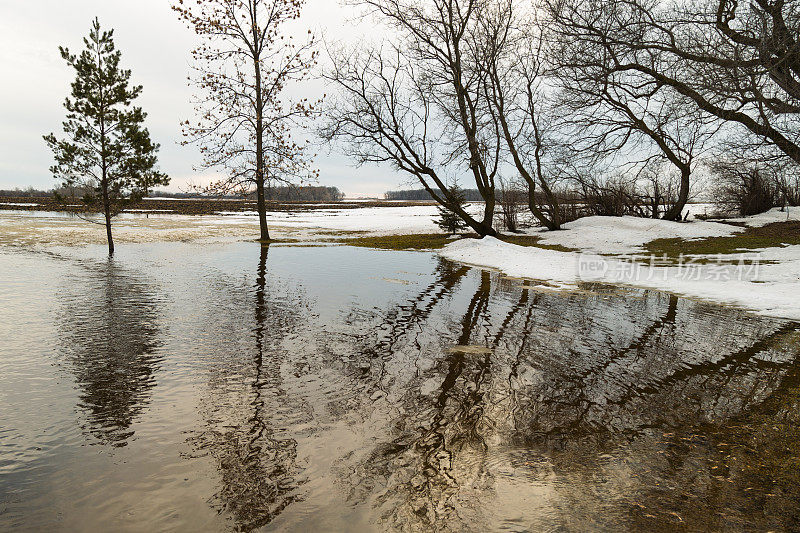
left=645, top=221, right=800, bottom=258
left=338, top=233, right=463, bottom=250
left=496, top=234, right=577, bottom=252
left=337, top=232, right=580, bottom=252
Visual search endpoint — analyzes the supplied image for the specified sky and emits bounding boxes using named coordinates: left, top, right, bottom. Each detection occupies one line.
left=0, top=0, right=406, bottom=198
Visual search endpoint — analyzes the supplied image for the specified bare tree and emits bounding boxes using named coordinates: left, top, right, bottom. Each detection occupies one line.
left=321, top=0, right=501, bottom=237
left=479, top=1, right=569, bottom=229
left=547, top=0, right=718, bottom=220
left=174, top=0, right=320, bottom=241
left=547, top=0, right=800, bottom=169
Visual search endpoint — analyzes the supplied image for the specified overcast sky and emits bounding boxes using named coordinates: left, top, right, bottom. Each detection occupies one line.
left=0, top=0, right=405, bottom=197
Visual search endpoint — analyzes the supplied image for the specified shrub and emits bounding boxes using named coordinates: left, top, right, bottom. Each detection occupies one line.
left=498, top=180, right=526, bottom=233
left=435, top=185, right=470, bottom=235
left=711, top=162, right=778, bottom=216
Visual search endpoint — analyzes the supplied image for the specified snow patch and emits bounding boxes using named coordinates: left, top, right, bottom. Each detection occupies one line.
left=535, top=216, right=742, bottom=255
left=441, top=235, right=800, bottom=321
left=727, top=206, right=800, bottom=227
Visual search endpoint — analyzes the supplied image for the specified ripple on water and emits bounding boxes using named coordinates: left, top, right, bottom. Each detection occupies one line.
left=1, top=243, right=799, bottom=531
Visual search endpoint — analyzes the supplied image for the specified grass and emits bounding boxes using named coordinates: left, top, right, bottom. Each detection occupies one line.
left=256, top=238, right=300, bottom=245
left=316, top=229, right=370, bottom=236
left=338, top=233, right=462, bottom=250
left=337, top=231, right=579, bottom=252
left=496, top=234, right=577, bottom=252
left=338, top=220, right=800, bottom=256
left=645, top=221, right=800, bottom=258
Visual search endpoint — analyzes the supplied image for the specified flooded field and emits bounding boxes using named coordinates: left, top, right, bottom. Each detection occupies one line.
left=1, top=239, right=799, bottom=531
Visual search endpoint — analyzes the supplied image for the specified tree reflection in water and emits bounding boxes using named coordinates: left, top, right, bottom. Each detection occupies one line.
left=58, top=257, right=163, bottom=447
left=188, top=244, right=308, bottom=531
left=15, top=244, right=800, bottom=531
left=331, top=266, right=800, bottom=531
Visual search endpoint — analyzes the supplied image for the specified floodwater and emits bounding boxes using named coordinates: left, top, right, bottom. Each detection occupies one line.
left=1, top=240, right=799, bottom=531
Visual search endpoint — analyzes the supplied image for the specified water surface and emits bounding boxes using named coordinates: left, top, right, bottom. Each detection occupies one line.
left=1, top=241, right=799, bottom=531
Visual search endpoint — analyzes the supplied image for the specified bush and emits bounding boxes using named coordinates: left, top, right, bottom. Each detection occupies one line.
left=435, top=185, right=470, bottom=235
left=578, top=176, right=641, bottom=217
left=776, top=173, right=800, bottom=207
left=498, top=180, right=526, bottom=232
left=711, top=162, right=778, bottom=216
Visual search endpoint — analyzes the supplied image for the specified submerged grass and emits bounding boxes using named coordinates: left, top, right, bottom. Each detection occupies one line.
left=257, top=238, right=301, bottom=245
left=645, top=221, right=800, bottom=258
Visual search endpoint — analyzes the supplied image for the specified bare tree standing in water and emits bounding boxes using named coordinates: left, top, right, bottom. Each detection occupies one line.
left=174, top=0, right=320, bottom=242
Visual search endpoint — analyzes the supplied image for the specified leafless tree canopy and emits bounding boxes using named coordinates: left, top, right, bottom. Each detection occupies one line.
left=548, top=0, right=800, bottom=159
left=324, top=0, right=800, bottom=228
left=322, top=0, right=509, bottom=236
left=174, top=0, right=320, bottom=240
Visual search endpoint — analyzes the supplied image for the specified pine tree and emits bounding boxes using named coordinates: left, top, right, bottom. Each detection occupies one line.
left=44, top=19, right=168, bottom=255
left=436, top=185, right=470, bottom=235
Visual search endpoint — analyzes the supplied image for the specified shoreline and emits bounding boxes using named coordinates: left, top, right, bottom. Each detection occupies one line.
left=440, top=208, right=800, bottom=321
left=4, top=205, right=800, bottom=320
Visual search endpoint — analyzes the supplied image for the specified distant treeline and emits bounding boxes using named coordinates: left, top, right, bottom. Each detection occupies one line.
left=127, top=185, right=345, bottom=202
left=0, top=187, right=57, bottom=198
left=385, top=189, right=486, bottom=201
left=258, top=185, right=344, bottom=202
left=2, top=185, right=345, bottom=203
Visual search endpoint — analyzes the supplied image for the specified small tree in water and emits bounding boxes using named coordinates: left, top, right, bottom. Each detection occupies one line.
left=44, top=19, right=168, bottom=255
left=174, top=0, right=320, bottom=242
left=436, top=186, right=470, bottom=236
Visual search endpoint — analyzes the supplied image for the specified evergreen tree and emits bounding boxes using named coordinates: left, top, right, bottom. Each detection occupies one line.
left=44, top=19, right=168, bottom=254
left=436, top=185, right=470, bottom=235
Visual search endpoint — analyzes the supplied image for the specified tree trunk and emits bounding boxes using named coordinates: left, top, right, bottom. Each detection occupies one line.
left=456, top=204, right=497, bottom=237
left=253, top=5, right=270, bottom=242
left=480, top=199, right=497, bottom=237
left=256, top=178, right=270, bottom=241
left=101, top=176, right=114, bottom=255
left=99, top=67, right=113, bottom=255
left=527, top=194, right=561, bottom=231
left=104, top=208, right=114, bottom=255
left=663, top=167, right=690, bottom=221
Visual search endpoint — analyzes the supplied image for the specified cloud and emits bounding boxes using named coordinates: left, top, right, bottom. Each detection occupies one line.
left=0, top=0, right=404, bottom=197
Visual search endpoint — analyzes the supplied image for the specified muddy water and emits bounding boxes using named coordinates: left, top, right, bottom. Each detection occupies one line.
left=1, top=241, right=799, bottom=531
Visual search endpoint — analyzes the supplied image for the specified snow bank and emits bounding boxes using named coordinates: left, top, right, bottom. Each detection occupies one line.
left=442, top=235, right=800, bottom=321
left=441, top=237, right=581, bottom=286
left=534, top=216, right=742, bottom=254
left=728, top=206, right=800, bottom=227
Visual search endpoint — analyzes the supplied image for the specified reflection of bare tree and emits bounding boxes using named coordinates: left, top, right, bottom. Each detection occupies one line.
left=189, top=245, right=307, bottom=532
left=346, top=259, right=471, bottom=361
left=58, top=258, right=163, bottom=447
left=497, top=288, right=799, bottom=445
left=621, top=334, right=800, bottom=531
left=498, top=290, right=800, bottom=530
left=335, top=262, right=800, bottom=531
left=339, top=270, right=501, bottom=531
